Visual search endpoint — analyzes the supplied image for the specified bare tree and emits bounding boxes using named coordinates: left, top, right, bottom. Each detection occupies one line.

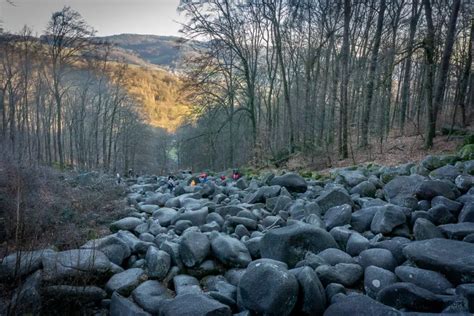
left=44, top=6, right=95, bottom=168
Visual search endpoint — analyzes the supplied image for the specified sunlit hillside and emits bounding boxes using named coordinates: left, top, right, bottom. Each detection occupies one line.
left=121, top=64, right=191, bottom=132
left=1, top=33, right=190, bottom=133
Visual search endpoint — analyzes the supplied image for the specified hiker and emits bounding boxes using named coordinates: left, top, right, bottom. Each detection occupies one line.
left=232, top=169, right=241, bottom=181
left=167, top=175, right=176, bottom=191
left=188, top=174, right=199, bottom=186
left=128, top=168, right=134, bottom=178
left=116, top=173, right=121, bottom=184
left=199, top=172, right=208, bottom=183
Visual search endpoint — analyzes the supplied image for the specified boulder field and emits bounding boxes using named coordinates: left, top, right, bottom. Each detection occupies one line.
left=2, top=155, right=474, bottom=315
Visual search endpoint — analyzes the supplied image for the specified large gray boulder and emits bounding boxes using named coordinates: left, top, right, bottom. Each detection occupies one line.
left=42, top=249, right=112, bottom=282
left=42, top=285, right=106, bottom=303
left=270, top=173, right=308, bottom=193
left=420, top=155, right=453, bottom=171
left=139, top=204, right=159, bottom=214
left=291, top=266, right=326, bottom=316
left=370, top=205, right=406, bottom=234
left=81, top=235, right=131, bottom=265
left=132, top=280, right=173, bottom=314
left=439, top=222, right=474, bottom=239
left=145, top=247, right=170, bottom=280
left=350, top=180, right=377, bottom=197
left=338, top=169, right=367, bottom=187
left=173, top=274, right=202, bottom=295
left=110, top=217, right=143, bottom=233
left=383, top=175, right=424, bottom=209
left=179, top=231, right=210, bottom=268
left=0, top=248, right=54, bottom=280
left=416, top=180, right=460, bottom=200
left=351, top=207, right=379, bottom=233
left=260, top=223, right=338, bottom=268
left=238, top=260, right=299, bottom=316
left=403, top=238, right=474, bottom=284
left=413, top=218, right=444, bottom=240
left=376, top=282, right=444, bottom=312
left=394, top=266, right=453, bottom=294
left=315, top=190, right=353, bottom=214
left=324, top=294, right=401, bottom=316
left=315, top=263, right=363, bottom=287
left=172, top=207, right=208, bottom=226
left=152, top=208, right=177, bottom=227
left=210, top=233, right=251, bottom=268
left=459, top=203, right=474, bottom=223
left=110, top=292, right=151, bottom=316
left=429, top=164, right=461, bottom=182
left=364, top=266, right=397, bottom=299
left=105, top=268, right=147, bottom=296
left=160, top=293, right=231, bottom=316
left=215, top=205, right=247, bottom=217
left=244, top=185, right=281, bottom=203
left=358, top=248, right=397, bottom=271
left=324, top=204, right=352, bottom=230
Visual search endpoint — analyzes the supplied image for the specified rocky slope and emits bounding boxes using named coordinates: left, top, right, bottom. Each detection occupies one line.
left=1, top=154, right=474, bottom=315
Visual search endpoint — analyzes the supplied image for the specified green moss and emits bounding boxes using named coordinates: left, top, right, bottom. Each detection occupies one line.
left=300, top=170, right=313, bottom=178
left=86, top=229, right=99, bottom=240
left=459, top=144, right=474, bottom=160
left=464, top=134, right=474, bottom=145
left=308, top=171, right=330, bottom=181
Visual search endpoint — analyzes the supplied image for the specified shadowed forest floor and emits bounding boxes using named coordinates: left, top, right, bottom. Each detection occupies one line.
left=284, top=133, right=468, bottom=175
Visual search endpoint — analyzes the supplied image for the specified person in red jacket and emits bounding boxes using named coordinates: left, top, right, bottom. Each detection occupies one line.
left=232, top=169, right=241, bottom=181
left=199, top=172, right=208, bottom=183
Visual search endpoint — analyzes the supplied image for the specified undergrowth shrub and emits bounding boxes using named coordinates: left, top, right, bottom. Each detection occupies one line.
left=0, top=152, right=129, bottom=314
left=0, top=156, right=127, bottom=257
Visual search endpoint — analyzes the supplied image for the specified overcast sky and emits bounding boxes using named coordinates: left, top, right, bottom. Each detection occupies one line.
left=0, top=0, right=185, bottom=37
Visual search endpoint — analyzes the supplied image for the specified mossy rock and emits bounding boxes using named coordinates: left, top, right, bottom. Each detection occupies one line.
left=438, top=154, right=460, bottom=166
left=463, top=134, right=474, bottom=146
left=410, top=165, right=430, bottom=176
left=314, top=172, right=331, bottom=181
left=420, top=155, right=444, bottom=171
left=366, top=163, right=381, bottom=172
left=459, top=144, right=474, bottom=160
left=300, top=170, right=313, bottom=178
left=241, top=167, right=259, bottom=179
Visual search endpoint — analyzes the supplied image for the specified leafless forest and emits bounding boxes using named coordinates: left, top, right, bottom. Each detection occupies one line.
left=177, top=0, right=472, bottom=170
left=0, top=7, right=164, bottom=173
left=0, top=1, right=472, bottom=173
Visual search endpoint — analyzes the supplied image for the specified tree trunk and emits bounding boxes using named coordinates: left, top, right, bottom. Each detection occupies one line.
left=400, top=0, right=420, bottom=134
left=423, top=0, right=436, bottom=148
left=425, top=0, right=461, bottom=147
left=339, top=0, right=351, bottom=159
left=361, top=0, right=386, bottom=148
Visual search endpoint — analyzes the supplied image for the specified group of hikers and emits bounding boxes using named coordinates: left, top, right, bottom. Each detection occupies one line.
left=167, top=169, right=242, bottom=191
left=116, top=168, right=242, bottom=189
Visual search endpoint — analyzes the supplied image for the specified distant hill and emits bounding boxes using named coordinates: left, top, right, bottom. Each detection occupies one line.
left=94, top=34, right=196, bottom=132
left=119, top=64, right=191, bottom=132
left=1, top=33, right=191, bottom=132
left=96, top=34, right=195, bottom=69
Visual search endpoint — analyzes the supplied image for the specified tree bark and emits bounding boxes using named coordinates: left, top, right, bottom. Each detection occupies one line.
left=361, top=0, right=386, bottom=148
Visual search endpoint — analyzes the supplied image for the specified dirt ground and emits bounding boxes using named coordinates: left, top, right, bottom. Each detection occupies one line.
left=285, top=132, right=467, bottom=175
